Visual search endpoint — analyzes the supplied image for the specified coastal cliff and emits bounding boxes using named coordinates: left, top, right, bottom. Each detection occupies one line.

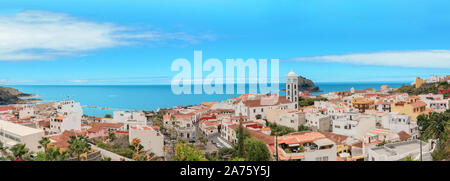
left=0, top=86, right=33, bottom=105
left=297, top=76, right=320, bottom=92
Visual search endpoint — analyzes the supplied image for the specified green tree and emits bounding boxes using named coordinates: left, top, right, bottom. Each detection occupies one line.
left=38, top=137, right=51, bottom=154
left=9, top=144, right=30, bottom=161
left=173, top=143, right=207, bottom=161
left=417, top=110, right=450, bottom=160
left=199, top=136, right=207, bottom=145
left=107, top=130, right=116, bottom=142
left=230, top=157, right=245, bottom=161
left=299, top=144, right=305, bottom=153
left=104, top=114, right=112, bottom=118
left=0, top=141, right=9, bottom=160
left=67, top=135, right=91, bottom=161
left=235, top=126, right=251, bottom=158
left=35, top=147, right=69, bottom=161
left=376, top=140, right=388, bottom=147
left=418, top=112, right=449, bottom=142
left=218, top=147, right=235, bottom=160
left=244, top=138, right=271, bottom=161
left=298, top=125, right=312, bottom=132
left=298, top=97, right=328, bottom=107
left=269, top=123, right=295, bottom=136
left=100, top=157, right=112, bottom=161
left=405, top=155, right=417, bottom=161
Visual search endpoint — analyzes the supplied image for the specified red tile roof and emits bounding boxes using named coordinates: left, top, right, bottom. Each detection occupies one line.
left=397, top=131, right=412, bottom=141
left=0, top=105, right=13, bottom=112
left=38, top=120, right=50, bottom=127
left=243, top=96, right=292, bottom=107
left=49, top=130, right=87, bottom=148
left=90, top=122, right=124, bottom=129
left=277, top=132, right=326, bottom=145
left=410, top=101, right=427, bottom=108
left=320, top=131, right=348, bottom=145
left=248, top=130, right=274, bottom=145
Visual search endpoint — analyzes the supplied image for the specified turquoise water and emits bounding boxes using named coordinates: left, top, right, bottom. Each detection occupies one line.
left=9, top=82, right=407, bottom=117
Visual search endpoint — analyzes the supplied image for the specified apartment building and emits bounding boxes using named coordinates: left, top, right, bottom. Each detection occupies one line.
left=0, top=119, right=45, bottom=152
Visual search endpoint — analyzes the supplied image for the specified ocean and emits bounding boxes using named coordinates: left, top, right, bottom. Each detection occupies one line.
left=9, top=82, right=407, bottom=117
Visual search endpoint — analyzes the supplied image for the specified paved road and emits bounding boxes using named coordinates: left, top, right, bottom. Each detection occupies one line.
left=216, top=137, right=232, bottom=148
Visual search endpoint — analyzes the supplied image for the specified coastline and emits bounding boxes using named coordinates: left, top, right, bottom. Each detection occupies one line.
left=4, top=82, right=408, bottom=117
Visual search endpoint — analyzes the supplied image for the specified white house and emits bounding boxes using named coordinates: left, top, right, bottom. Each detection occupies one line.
left=379, top=113, right=418, bottom=139
left=332, top=114, right=377, bottom=139
left=418, top=94, right=449, bottom=112
left=15, top=104, right=36, bottom=119
left=112, top=110, right=147, bottom=130
left=305, top=113, right=332, bottom=132
left=51, top=100, right=82, bottom=133
left=129, top=125, right=164, bottom=157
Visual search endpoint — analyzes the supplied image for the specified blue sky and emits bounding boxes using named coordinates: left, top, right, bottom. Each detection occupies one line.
left=0, top=0, right=449, bottom=85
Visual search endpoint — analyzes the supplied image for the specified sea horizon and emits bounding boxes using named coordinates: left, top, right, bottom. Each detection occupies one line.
left=6, top=81, right=408, bottom=117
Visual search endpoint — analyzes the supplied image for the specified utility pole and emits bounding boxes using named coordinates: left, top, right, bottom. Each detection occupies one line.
left=239, top=113, right=246, bottom=159
left=275, top=134, right=279, bottom=161
left=418, top=123, right=423, bottom=161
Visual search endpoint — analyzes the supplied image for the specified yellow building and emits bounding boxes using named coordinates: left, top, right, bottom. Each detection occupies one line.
left=352, top=98, right=375, bottom=113
left=416, top=77, right=424, bottom=88
left=390, top=100, right=430, bottom=121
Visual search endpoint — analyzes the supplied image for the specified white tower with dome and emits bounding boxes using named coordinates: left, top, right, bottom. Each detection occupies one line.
left=286, top=70, right=299, bottom=103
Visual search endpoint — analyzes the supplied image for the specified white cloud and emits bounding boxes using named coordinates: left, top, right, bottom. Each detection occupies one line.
left=70, top=80, right=88, bottom=83
left=287, top=50, right=450, bottom=69
left=0, top=10, right=214, bottom=61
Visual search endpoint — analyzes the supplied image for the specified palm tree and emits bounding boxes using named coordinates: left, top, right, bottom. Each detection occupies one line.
left=38, top=137, right=51, bottom=154
left=68, top=135, right=91, bottom=161
left=9, top=144, right=30, bottom=161
left=419, top=112, right=449, bottom=143
left=0, top=141, right=9, bottom=160
left=35, top=147, right=70, bottom=161
left=48, top=147, right=70, bottom=161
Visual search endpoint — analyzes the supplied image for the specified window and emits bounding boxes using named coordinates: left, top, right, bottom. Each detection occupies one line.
left=322, top=156, right=328, bottom=161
